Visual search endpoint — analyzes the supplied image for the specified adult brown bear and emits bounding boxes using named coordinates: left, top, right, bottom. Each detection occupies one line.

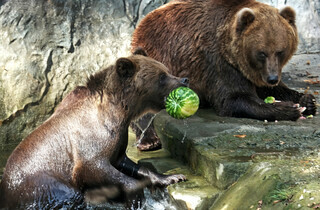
left=131, top=0, right=317, bottom=150
left=0, top=49, right=186, bottom=209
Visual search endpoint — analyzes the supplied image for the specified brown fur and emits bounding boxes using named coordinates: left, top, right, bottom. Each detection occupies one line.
left=0, top=51, right=186, bottom=208
left=132, top=0, right=316, bottom=121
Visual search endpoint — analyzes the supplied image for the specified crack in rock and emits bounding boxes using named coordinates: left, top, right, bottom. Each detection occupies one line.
left=123, top=0, right=142, bottom=29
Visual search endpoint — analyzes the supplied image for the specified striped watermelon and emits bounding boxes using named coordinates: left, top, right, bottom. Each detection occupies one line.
left=165, top=87, right=200, bottom=119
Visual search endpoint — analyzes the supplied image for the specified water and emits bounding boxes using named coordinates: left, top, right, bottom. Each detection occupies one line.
left=20, top=188, right=179, bottom=210
left=131, top=112, right=191, bottom=145
left=181, top=118, right=190, bottom=143
left=140, top=188, right=178, bottom=210
left=85, top=188, right=179, bottom=210
left=134, top=113, right=158, bottom=147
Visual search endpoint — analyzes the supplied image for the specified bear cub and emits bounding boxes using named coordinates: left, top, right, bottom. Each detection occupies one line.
left=0, top=49, right=187, bottom=208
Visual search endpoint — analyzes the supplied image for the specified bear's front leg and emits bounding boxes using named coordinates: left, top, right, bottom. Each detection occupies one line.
left=117, top=155, right=186, bottom=187
left=256, top=82, right=317, bottom=116
left=72, top=159, right=150, bottom=196
left=222, top=92, right=304, bottom=121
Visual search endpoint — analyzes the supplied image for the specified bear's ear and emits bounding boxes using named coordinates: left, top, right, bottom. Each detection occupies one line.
left=236, top=8, right=255, bottom=35
left=133, top=47, right=148, bottom=57
left=280, top=6, right=296, bottom=27
left=116, top=58, right=136, bottom=78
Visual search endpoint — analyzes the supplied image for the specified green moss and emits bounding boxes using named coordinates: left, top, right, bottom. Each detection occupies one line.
left=264, top=182, right=297, bottom=204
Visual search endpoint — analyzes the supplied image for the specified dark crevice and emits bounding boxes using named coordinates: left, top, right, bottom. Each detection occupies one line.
left=9, top=38, right=16, bottom=44
left=123, top=0, right=142, bottom=29
left=68, top=43, right=75, bottom=53
left=15, top=14, right=23, bottom=26
left=122, top=0, right=132, bottom=27
left=0, top=0, right=8, bottom=8
left=75, top=39, right=81, bottom=47
left=134, top=0, right=143, bottom=29
left=67, top=2, right=78, bottom=53
left=24, top=17, right=32, bottom=26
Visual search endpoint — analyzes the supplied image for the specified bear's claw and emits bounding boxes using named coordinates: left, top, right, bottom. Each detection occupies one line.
left=299, top=94, right=317, bottom=116
left=158, top=174, right=186, bottom=186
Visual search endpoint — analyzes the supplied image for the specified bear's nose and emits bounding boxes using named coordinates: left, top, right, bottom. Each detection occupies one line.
left=267, top=75, right=278, bottom=85
left=180, top=77, right=189, bottom=86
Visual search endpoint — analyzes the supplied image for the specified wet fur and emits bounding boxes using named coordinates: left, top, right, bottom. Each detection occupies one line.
left=0, top=52, right=186, bottom=208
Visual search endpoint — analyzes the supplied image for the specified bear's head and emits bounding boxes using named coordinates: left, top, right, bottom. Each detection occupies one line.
left=87, top=48, right=188, bottom=117
left=115, top=49, right=189, bottom=115
left=229, top=5, right=298, bottom=87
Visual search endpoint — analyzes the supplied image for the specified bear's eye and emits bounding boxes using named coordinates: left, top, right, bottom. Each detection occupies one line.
left=276, top=51, right=285, bottom=57
left=159, top=74, right=167, bottom=86
left=257, top=52, right=267, bottom=61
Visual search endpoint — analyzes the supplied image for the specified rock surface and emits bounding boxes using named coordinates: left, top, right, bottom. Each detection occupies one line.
left=154, top=108, right=320, bottom=209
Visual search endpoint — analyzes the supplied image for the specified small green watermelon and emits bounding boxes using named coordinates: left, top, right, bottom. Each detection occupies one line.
left=165, top=87, right=199, bottom=119
left=264, top=96, right=276, bottom=104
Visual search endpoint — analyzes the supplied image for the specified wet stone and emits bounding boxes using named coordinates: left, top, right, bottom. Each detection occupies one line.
left=154, top=109, right=320, bottom=209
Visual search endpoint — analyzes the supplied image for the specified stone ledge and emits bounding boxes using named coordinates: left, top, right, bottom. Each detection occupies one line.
left=153, top=107, right=320, bottom=209
left=155, top=108, right=320, bottom=184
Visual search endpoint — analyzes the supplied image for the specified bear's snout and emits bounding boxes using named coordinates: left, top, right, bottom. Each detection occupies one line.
left=267, top=75, right=279, bottom=85
left=180, top=77, right=189, bottom=86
